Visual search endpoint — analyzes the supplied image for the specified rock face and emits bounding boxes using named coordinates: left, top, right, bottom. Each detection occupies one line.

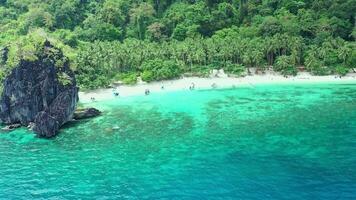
left=0, top=46, right=8, bottom=65
left=74, top=108, right=101, bottom=120
left=0, top=41, right=78, bottom=138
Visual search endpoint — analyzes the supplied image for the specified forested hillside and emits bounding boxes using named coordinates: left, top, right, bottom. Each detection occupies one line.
left=0, top=0, right=355, bottom=89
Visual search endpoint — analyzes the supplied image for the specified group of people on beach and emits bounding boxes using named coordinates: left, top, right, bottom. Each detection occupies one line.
left=112, top=88, right=119, bottom=97
left=90, top=82, right=220, bottom=101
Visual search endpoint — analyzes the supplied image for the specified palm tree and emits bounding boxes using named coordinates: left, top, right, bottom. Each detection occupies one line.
left=289, top=36, right=304, bottom=65
left=338, top=44, right=352, bottom=64
left=263, top=37, right=276, bottom=66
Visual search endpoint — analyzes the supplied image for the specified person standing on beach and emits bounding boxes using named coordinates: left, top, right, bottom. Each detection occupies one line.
left=112, top=87, right=119, bottom=97
left=189, top=83, right=195, bottom=90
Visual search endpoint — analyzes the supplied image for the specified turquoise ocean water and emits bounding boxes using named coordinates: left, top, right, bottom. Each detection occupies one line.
left=1, top=83, right=356, bottom=199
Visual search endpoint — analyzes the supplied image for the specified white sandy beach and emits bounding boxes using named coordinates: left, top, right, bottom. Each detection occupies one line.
left=79, top=72, right=356, bottom=103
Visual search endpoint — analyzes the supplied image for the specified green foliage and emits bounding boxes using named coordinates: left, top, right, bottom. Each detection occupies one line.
left=223, top=62, right=245, bottom=76
left=76, top=15, right=123, bottom=42
left=0, top=0, right=354, bottom=89
left=259, top=16, right=283, bottom=37
left=141, top=70, right=154, bottom=82
left=4, top=31, right=48, bottom=68
left=129, top=2, right=155, bottom=40
left=115, top=72, right=137, bottom=85
left=274, top=56, right=297, bottom=76
left=58, top=72, right=72, bottom=86
left=335, top=65, right=349, bottom=76
left=347, top=50, right=356, bottom=69
left=305, top=53, right=328, bottom=75
left=141, top=59, right=181, bottom=82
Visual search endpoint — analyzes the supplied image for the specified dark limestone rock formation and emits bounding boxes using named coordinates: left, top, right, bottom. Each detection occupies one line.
left=74, top=108, right=101, bottom=120
left=0, top=41, right=78, bottom=138
left=33, top=88, right=78, bottom=138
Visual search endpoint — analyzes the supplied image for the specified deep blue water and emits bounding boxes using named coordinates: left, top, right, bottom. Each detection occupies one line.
left=1, top=83, right=356, bottom=199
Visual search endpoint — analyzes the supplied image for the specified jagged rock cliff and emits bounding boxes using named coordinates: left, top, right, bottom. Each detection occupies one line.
left=0, top=41, right=78, bottom=138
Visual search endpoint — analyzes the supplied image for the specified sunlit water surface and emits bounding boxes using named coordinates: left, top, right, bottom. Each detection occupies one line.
left=1, top=83, right=356, bottom=199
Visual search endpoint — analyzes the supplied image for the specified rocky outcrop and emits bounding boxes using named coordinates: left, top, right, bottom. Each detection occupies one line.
left=1, top=123, right=21, bottom=131
left=74, top=108, right=101, bottom=120
left=33, top=88, right=78, bottom=138
left=0, top=41, right=78, bottom=138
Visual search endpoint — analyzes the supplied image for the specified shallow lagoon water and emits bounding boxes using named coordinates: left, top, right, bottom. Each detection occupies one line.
left=1, top=83, right=356, bottom=199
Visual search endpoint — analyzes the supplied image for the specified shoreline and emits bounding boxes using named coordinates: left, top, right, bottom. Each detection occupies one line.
left=79, top=72, right=356, bottom=103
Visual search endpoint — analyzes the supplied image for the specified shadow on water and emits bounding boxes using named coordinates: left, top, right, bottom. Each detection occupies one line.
left=61, top=119, right=90, bottom=129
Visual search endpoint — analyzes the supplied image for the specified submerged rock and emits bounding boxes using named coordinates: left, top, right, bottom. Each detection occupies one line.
left=1, top=123, right=21, bottom=131
left=74, top=108, right=101, bottom=120
left=0, top=40, right=78, bottom=138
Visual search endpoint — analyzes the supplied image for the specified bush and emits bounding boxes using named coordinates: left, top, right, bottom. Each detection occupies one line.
left=335, top=65, right=349, bottom=76
left=188, top=65, right=212, bottom=77
left=115, top=73, right=137, bottom=85
left=274, top=56, right=297, bottom=76
left=323, top=50, right=339, bottom=67
left=141, top=59, right=181, bottom=82
left=52, top=29, right=78, bottom=47
left=141, top=70, right=154, bottom=82
left=223, top=62, right=245, bottom=76
left=122, top=74, right=137, bottom=85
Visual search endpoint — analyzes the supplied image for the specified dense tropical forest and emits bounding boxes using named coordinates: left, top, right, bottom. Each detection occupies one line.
left=0, top=0, right=355, bottom=89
